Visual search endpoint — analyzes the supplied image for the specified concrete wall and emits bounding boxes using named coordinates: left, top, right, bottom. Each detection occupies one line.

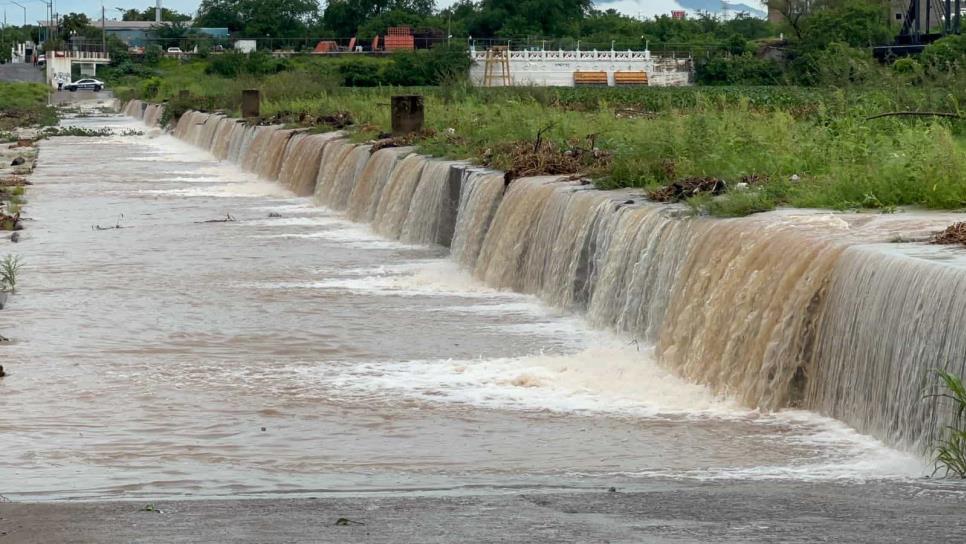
left=45, top=52, right=111, bottom=88
left=468, top=49, right=693, bottom=87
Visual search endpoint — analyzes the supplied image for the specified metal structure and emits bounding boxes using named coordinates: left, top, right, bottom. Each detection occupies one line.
left=896, top=0, right=962, bottom=44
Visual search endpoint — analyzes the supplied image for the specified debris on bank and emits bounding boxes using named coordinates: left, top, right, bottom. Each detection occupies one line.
left=484, top=132, right=612, bottom=179
left=647, top=177, right=728, bottom=203
left=931, top=222, right=966, bottom=246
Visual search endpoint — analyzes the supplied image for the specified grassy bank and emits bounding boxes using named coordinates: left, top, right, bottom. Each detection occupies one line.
left=0, top=83, right=56, bottom=133
left=112, top=58, right=966, bottom=216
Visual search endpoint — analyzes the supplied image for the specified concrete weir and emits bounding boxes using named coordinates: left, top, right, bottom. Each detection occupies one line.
left=124, top=100, right=966, bottom=456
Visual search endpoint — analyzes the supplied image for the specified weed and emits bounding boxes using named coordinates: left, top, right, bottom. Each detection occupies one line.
left=925, top=370, right=966, bottom=478
left=0, top=255, right=22, bottom=293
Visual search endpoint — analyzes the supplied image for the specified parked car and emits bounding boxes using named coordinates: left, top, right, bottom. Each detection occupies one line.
left=36, top=54, right=45, bottom=67
left=65, top=78, right=105, bottom=92
left=167, top=47, right=184, bottom=54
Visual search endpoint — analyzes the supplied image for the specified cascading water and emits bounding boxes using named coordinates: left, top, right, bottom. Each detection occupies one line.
left=450, top=169, right=506, bottom=269
left=346, top=146, right=410, bottom=221
left=372, top=153, right=428, bottom=239
left=276, top=133, right=341, bottom=196
left=400, top=160, right=466, bottom=246
left=129, top=104, right=966, bottom=455
left=805, top=245, right=966, bottom=452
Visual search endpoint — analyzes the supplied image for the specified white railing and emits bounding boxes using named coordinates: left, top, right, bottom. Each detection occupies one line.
left=470, top=49, right=665, bottom=62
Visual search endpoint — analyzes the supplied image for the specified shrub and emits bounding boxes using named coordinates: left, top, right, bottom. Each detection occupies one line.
left=696, top=54, right=784, bottom=85
left=0, top=254, right=22, bottom=292
left=426, top=43, right=472, bottom=84
left=338, top=61, right=383, bottom=87
left=790, top=43, right=879, bottom=86
left=926, top=370, right=966, bottom=478
left=206, top=51, right=289, bottom=78
left=921, top=35, right=966, bottom=72
left=382, top=50, right=431, bottom=86
left=139, top=76, right=163, bottom=99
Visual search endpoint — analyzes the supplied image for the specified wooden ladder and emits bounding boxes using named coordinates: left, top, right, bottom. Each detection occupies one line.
left=483, top=47, right=511, bottom=87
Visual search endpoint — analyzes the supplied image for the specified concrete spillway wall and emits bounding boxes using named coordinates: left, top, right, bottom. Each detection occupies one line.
left=125, top=100, right=966, bottom=456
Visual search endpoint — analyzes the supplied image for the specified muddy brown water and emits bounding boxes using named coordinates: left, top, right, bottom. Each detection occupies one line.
left=0, top=115, right=949, bottom=501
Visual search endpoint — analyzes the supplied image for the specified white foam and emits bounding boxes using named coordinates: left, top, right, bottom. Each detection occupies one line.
left=140, top=181, right=294, bottom=199
left=265, top=260, right=517, bottom=296
left=295, top=343, right=739, bottom=418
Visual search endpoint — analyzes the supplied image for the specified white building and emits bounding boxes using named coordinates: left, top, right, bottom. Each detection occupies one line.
left=10, top=41, right=37, bottom=64
left=469, top=48, right=693, bottom=87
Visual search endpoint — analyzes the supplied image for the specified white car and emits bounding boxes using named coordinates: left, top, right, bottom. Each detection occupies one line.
left=65, top=78, right=104, bottom=92
left=167, top=47, right=184, bottom=54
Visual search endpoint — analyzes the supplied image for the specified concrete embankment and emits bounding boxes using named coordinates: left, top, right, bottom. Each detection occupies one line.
left=2, top=480, right=966, bottom=543
left=123, top=100, right=966, bottom=456
left=0, top=64, right=44, bottom=83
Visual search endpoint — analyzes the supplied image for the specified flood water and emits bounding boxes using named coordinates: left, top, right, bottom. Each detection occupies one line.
left=0, top=115, right=929, bottom=500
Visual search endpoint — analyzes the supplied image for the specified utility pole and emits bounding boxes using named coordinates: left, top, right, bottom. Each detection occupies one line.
left=11, top=1, right=25, bottom=27
left=101, top=3, right=105, bottom=53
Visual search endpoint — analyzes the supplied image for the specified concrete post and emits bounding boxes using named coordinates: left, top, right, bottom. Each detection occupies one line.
left=391, top=95, right=424, bottom=136
left=242, top=89, right=260, bottom=118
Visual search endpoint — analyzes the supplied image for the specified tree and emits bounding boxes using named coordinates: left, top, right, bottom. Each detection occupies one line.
left=59, top=13, right=93, bottom=40
left=121, top=8, right=192, bottom=22
left=322, top=0, right=434, bottom=37
left=766, top=0, right=811, bottom=38
left=196, top=0, right=321, bottom=36
left=796, top=0, right=893, bottom=51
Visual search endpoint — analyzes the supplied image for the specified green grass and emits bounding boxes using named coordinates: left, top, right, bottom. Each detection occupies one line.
left=0, top=83, right=56, bottom=130
left=926, top=370, right=966, bottom=478
left=113, top=59, right=966, bottom=216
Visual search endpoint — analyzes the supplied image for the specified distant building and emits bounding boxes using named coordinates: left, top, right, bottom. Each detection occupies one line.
left=10, top=41, right=37, bottom=63
left=671, top=10, right=687, bottom=20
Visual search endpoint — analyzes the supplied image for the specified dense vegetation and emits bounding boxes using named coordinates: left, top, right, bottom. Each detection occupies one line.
left=110, top=51, right=966, bottom=217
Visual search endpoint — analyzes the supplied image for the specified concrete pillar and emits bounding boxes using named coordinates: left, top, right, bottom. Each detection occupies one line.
left=437, top=164, right=464, bottom=248
left=391, top=95, right=424, bottom=136
left=242, top=89, right=260, bottom=118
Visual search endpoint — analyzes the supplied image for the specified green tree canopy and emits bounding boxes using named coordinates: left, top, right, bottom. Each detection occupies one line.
left=121, top=8, right=192, bottom=22
left=322, top=0, right=434, bottom=37
left=196, top=0, right=322, bottom=36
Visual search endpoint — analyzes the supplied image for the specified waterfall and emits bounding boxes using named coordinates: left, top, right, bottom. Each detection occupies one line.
left=240, top=126, right=278, bottom=173
left=805, top=245, right=966, bottom=452
left=277, top=133, right=341, bottom=196
left=346, top=146, right=410, bottom=221
left=325, top=144, right=372, bottom=211
left=657, top=219, right=844, bottom=409
left=372, top=154, right=428, bottom=239
left=474, top=177, right=569, bottom=290
left=132, top=106, right=966, bottom=455
left=400, top=160, right=465, bottom=246
left=123, top=100, right=164, bottom=128
left=450, top=169, right=505, bottom=269
left=254, top=129, right=296, bottom=181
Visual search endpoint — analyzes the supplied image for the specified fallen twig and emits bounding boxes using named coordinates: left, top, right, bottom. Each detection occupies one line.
left=866, top=111, right=964, bottom=121
left=196, top=213, right=236, bottom=224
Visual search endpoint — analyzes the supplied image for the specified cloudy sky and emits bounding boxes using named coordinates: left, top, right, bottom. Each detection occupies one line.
left=2, top=0, right=764, bottom=26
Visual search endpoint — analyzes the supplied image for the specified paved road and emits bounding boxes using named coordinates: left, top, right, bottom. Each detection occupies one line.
left=2, top=479, right=965, bottom=543
left=0, top=64, right=44, bottom=83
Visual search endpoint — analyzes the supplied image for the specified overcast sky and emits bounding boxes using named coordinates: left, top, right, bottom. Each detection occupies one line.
left=2, top=0, right=764, bottom=27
